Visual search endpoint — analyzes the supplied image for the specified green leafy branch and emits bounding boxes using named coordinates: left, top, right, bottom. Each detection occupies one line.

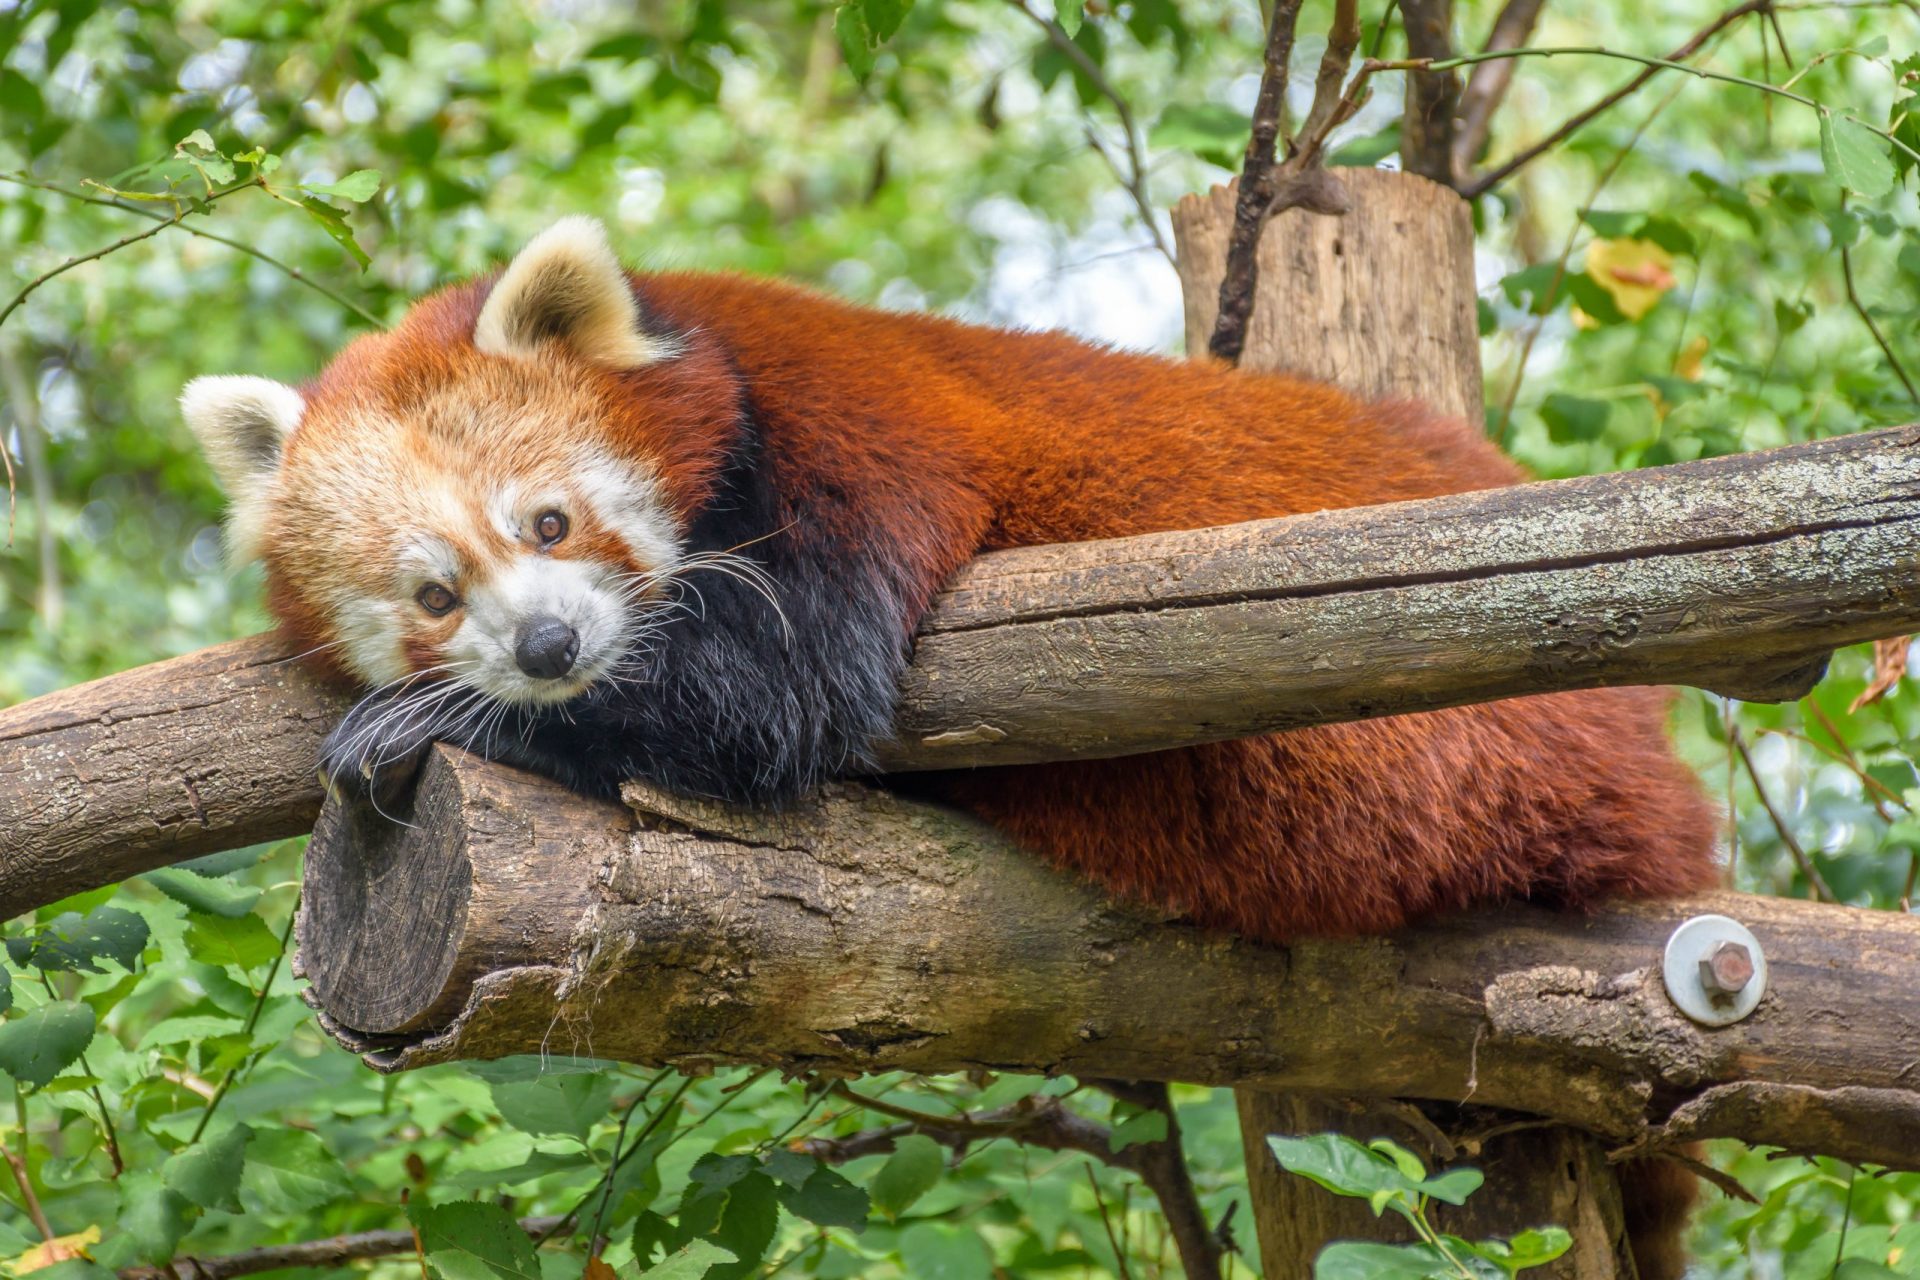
left=1269, top=1133, right=1572, bottom=1279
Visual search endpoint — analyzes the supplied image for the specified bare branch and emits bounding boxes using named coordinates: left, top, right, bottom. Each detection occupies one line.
left=1839, top=204, right=1920, bottom=406
left=1731, top=726, right=1839, bottom=904
left=1006, top=0, right=1173, bottom=267
left=1459, top=0, right=1772, bottom=199
left=813, top=1084, right=1225, bottom=1279
left=1450, top=0, right=1548, bottom=181
left=116, top=1217, right=566, bottom=1280
left=1207, top=0, right=1307, bottom=363
left=1397, top=0, right=1461, bottom=184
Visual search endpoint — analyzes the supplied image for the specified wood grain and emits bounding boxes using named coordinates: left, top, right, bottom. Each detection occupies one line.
left=301, top=745, right=1920, bottom=1175
left=0, top=634, right=346, bottom=915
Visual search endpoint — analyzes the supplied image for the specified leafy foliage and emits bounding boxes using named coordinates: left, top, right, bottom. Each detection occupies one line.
left=2, top=0, right=1920, bottom=1276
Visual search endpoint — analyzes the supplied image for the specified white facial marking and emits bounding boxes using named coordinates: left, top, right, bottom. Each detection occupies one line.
left=333, top=596, right=408, bottom=686
left=447, top=554, right=632, bottom=705
left=572, top=446, right=682, bottom=571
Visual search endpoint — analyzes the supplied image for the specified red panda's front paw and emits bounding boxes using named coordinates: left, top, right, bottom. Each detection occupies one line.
left=316, top=736, right=430, bottom=820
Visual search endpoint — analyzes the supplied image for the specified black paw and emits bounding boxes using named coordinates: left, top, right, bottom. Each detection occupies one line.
left=317, top=733, right=431, bottom=819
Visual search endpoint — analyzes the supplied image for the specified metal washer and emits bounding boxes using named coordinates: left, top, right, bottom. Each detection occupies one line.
left=1662, top=913, right=1768, bottom=1027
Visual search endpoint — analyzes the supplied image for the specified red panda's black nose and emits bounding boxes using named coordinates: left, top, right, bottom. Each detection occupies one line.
left=514, top=616, right=580, bottom=680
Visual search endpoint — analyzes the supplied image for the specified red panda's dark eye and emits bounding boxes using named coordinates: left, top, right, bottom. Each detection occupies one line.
left=416, top=583, right=458, bottom=616
left=534, top=510, right=569, bottom=546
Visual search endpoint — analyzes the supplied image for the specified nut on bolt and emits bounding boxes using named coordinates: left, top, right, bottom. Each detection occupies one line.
left=1698, top=941, right=1755, bottom=999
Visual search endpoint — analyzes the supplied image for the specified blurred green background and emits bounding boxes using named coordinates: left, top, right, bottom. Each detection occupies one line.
left=3, top=0, right=1920, bottom=1275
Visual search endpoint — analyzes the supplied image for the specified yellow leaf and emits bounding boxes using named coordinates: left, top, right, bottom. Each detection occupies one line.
left=7, top=1227, right=101, bottom=1275
left=1585, top=238, right=1676, bottom=321
left=1675, top=334, right=1710, bottom=381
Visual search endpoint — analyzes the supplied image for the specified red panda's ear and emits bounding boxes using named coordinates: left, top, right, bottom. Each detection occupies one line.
left=473, top=217, right=670, bottom=369
left=180, top=374, right=303, bottom=563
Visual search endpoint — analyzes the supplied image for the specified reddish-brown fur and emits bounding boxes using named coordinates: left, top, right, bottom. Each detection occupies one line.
left=287, top=269, right=1716, bottom=941
left=260, top=263, right=1714, bottom=1277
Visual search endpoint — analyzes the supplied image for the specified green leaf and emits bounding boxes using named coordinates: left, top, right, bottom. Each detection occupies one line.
left=635, top=1242, right=736, bottom=1280
left=1834, top=1261, right=1905, bottom=1280
left=175, top=847, right=265, bottom=878
left=835, top=4, right=877, bottom=78
left=1820, top=113, right=1895, bottom=199
left=1581, top=209, right=1645, bottom=238
left=759, top=1150, right=817, bottom=1189
left=869, top=1133, right=944, bottom=1219
left=1498, top=263, right=1566, bottom=316
left=1315, top=1241, right=1464, bottom=1280
left=1149, top=103, right=1247, bottom=168
left=860, top=0, right=913, bottom=42
left=1414, top=1166, right=1484, bottom=1206
left=1329, top=122, right=1401, bottom=168
left=490, top=1073, right=617, bottom=1140
left=115, top=1173, right=195, bottom=1265
left=897, top=1222, right=994, bottom=1280
left=0, top=70, right=44, bottom=125
left=408, top=1201, right=542, bottom=1280
left=298, top=196, right=372, bottom=270
left=163, top=1124, right=252, bottom=1213
left=1492, top=1226, right=1573, bottom=1270
left=1269, top=1133, right=1410, bottom=1202
left=239, top=1128, right=353, bottom=1214
left=145, top=868, right=262, bottom=918
left=184, top=913, right=281, bottom=973
left=463, top=1055, right=613, bottom=1083
left=0, top=1001, right=96, bottom=1090
left=1055, top=0, right=1083, bottom=36
left=676, top=1158, right=778, bottom=1278
left=778, top=1163, right=869, bottom=1230
left=9, top=906, right=149, bottom=973
left=1774, top=297, right=1813, bottom=336
left=1109, top=1109, right=1168, bottom=1152
left=0, top=967, right=12, bottom=1016
left=1540, top=393, right=1611, bottom=444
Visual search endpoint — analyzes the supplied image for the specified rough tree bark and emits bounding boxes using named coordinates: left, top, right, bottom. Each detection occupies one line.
left=1173, top=170, right=1624, bottom=1279
left=298, top=745, right=1920, bottom=1179
left=8, top=420, right=1918, bottom=917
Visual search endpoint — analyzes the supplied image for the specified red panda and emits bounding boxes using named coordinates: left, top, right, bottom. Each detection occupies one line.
left=184, top=217, right=1715, bottom=1272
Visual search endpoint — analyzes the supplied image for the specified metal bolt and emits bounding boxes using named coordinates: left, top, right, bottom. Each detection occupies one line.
left=1698, top=941, right=1755, bottom=999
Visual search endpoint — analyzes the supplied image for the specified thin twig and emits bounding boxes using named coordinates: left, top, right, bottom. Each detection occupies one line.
left=1209, top=0, right=1308, bottom=363
left=1006, top=0, right=1173, bottom=266
left=116, top=1215, right=567, bottom=1280
left=1451, top=0, right=1548, bottom=181
left=536, top=1072, right=692, bottom=1246
left=0, top=173, right=384, bottom=327
left=1085, top=1163, right=1137, bottom=1280
left=824, top=1081, right=1226, bottom=1279
left=0, top=1135, right=55, bottom=1243
left=1731, top=727, right=1838, bottom=903
left=1838, top=198, right=1920, bottom=406
left=189, top=891, right=300, bottom=1144
left=1459, top=1, right=1775, bottom=198
left=35, top=973, right=121, bottom=1177
left=0, top=179, right=259, bottom=333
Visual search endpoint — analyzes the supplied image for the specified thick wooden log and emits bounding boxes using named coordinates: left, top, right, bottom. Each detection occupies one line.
left=5, top=422, right=1917, bottom=917
left=299, top=745, right=1920, bottom=1173
left=0, top=636, right=346, bottom=913
left=1175, top=168, right=1618, bottom=1278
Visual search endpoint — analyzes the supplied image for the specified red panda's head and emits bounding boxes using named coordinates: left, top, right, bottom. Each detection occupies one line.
left=181, top=217, right=738, bottom=710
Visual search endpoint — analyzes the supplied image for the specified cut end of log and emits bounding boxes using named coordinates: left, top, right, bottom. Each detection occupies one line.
left=298, top=745, right=620, bottom=1036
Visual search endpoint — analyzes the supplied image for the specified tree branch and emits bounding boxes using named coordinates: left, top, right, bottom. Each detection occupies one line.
left=1458, top=0, right=1773, bottom=199
left=298, top=746, right=1920, bottom=1175
left=115, top=1217, right=565, bottom=1280
left=7, top=425, right=1920, bottom=916
left=1207, top=0, right=1307, bottom=363
left=1450, top=0, right=1547, bottom=182
left=1397, top=0, right=1461, bottom=184
left=1006, top=0, right=1173, bottom=266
